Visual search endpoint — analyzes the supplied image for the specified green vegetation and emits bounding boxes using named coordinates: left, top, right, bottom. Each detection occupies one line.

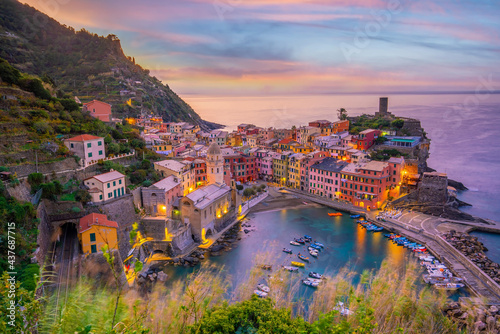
left=350, top=115, right=393, bottom=132
left=28, top=257, right=463, bottom=334
left=0, top=0, right=214, bottom=128
left=370, top=149, right=407, bottom=161
left=337, top=108, right=348, bottom=121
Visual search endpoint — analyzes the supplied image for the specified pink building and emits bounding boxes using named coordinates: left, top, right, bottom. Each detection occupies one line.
left=83, top=100, right=112, bottom=122
left=308, top=158, right=348, bottom=198
left=351, top=129, right=381, bottom=151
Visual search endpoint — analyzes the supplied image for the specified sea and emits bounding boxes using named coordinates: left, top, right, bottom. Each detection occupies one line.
left=185, top=93, right=500, bottom=221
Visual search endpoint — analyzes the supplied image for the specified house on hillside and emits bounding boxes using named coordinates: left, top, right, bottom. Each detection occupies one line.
left=84, top=170, right=126, bottom=203
left=78, top=213, right=118, bottom=254
left=64, top=134, right=105, bottom=167
left=82, top=100, right=112, bottom=122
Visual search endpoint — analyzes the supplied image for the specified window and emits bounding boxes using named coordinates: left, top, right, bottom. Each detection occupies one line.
left=98, top=150, right=103, bottom=155
left=91, top=244, right=97, bottom=253
left=99, top=194, right=103, bottom=200
left=107, top=183, right=110, bottom=188
left=113, top=181, right=116, bottom=186
left=98, top=141, right=102, bottom=146
left=119, top=179, right=122, bottom=185
left=70, top=143, right=74, bottom=148
left=108, top=192, right=112, bottom=198
left=87, top=143, right=91, bottom=148
left=88, top=152, right=92, bottom=158
left=90, top=233, right=96, bottom=242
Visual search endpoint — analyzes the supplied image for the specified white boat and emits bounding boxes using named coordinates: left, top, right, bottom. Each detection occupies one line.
left=254, top=289, right=268, bottom=298
left=257, top=284, right=270, bottom=293
left=307, top=277, right=322, bottom=284
left=302, top=279, right=319, bottom=287
left=423, top=275, right=464, bottom=284
left=419, top=255, right=435, bottom=261
left=283, top=266, right=299, bottom=272
left=290, top=241, right=301, bottom=246
left=309, top=250, right=318, bottom=257
left=427, top=268, right=453, bottom=278
left=333, top=302, right=352, bottom=316
left=434, top=282, right=465, bottom=290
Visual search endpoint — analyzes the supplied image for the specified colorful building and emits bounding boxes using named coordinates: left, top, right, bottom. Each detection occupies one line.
left=83, top=100, right=112, bottom=122
left=224, top=154, right=257, bottom=183
left=141, top=175, right=181, bottom=217
left=78, top=213, right=118, bottom=254
left=351, top=129, right=381, bottom=151
left=84, top=170, right=126, bottom=203
left=309, top=158, right=349, bottom=198
left=64, top=134, right=105, bottom=167
left=154, top=159, right=196, bottom=196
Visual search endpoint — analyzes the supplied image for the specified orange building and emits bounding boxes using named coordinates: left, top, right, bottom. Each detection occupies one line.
left=78, top=213, right=118, bottom=254
left=83, top=100, right=112, bottom=122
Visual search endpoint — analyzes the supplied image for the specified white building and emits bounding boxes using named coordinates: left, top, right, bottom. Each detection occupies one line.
left=64, top=134, right=105, bottom=167
left=84, top=170, right=126, bottom=203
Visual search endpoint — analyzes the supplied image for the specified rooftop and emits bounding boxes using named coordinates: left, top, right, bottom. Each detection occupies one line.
left=154, top=159, right=187, bottom=173
left=66, top=134, right=103, bottom=142
left=151, top=175, right=180, bottom=191
left=185, top=183, right=231, bottom=209
left=311, top=157, right=348, bottom=173
left=79, top=213, right=118, bottom=233
left=85, top=170, right=125, bottom=183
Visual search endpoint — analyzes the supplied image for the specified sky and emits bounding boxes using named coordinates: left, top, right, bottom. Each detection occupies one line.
left=20, top=0, right=500, bottom=96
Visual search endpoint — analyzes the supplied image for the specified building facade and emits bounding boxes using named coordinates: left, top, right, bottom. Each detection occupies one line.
left=84, top=170, right=126, bottom=203
left=64, top=134, right=105, bottom=167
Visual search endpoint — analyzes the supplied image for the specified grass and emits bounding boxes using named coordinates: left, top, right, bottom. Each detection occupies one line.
left=59, top=192, right=76, bottom=202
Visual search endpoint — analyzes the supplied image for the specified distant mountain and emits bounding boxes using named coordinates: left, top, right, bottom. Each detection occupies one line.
left=0, top=0, right=220, bottom=130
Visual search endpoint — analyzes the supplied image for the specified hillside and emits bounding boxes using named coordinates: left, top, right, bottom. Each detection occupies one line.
left=0, top=0, right=220, bottom=130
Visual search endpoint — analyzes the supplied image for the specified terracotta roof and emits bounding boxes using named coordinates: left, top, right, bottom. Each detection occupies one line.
left=83, top=100, right=111, bottom=107
left=66, top=134, right=103, bottom=142
left=79, top=213, right=118, bottom=233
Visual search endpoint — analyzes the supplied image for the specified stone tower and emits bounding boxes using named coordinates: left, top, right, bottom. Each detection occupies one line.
left=206, top=142, right=224, bottom=185
left=375, top=97, right=393, bottom=118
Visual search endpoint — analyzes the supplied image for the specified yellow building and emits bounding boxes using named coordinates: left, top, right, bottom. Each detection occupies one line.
left=290, top=144, right=313, bottom=154
left=78, top=213, right=118, bottom=254
left=273, top=152, right=292, bottom=185
left=288, top=155, right=304, bottom=189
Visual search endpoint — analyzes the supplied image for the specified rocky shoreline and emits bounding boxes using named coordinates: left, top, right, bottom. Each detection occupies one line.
left=443, top=231, right=500, bottom=284
left=445, top=301, right=500, bottom=333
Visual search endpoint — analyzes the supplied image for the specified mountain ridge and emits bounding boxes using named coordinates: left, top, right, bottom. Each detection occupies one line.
left=0, top=0, right=221, bottom=130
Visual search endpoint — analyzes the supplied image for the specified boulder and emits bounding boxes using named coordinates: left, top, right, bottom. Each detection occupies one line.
left=490, top=306, right=499, bottom=315
left=487, top=316, right=496, bottom=329
left=210, top=245, right=225, bottom=252
left=474, top=321, right=486, bottom=332
left=157, top=271, right=168, bottom=282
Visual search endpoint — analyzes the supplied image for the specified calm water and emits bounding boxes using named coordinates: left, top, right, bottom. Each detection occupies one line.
left=470, top=231, right=500, bottom=265
left=187, top=94, right=500, bottom=221
left=161, top=206, right=467, bottom=300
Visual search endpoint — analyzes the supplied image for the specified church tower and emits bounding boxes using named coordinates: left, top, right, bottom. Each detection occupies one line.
left=206, top=142, right=224, bottom=185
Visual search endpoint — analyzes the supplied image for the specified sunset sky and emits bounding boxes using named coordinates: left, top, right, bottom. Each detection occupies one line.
left=21, top=0, right=500, bottom=96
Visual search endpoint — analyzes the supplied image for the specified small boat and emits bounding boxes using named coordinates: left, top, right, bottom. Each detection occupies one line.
left=294, top=238, right=306, bottom=244
left=302, top=279, right=319, bottom=287
left=419, top=255, right=435, bottom=261
left=309, top=244, right=322, bottom=251
left=434, top=283, right=465, bottom=290
left=303, top=201, right=308, bottom=205
left=307, top=277, right=322, bottom=283
left=309, top=250, right=318, bottom=257
left=291, top=261, right=305, bottom=267
left=328, top=212, right=343, bottom=216
left=283, top=266, right=299, bottom=272
left=309, top=272, right=323, bottom=279
left=257, top=284, right=270, bottom=293
left=333, top=302, right=352, bottom=316
left=282, top=248, right=293, bottom=254
left=254, top=289, right=268, bottom=298
left=350, top=214, right=361, bottom=219
left=304, top=235, right=313, bottom=241
left=423, top=275, right=464, bottom=284
left=313, top=242, right=325, bottom=248
left=298, top=254, right=310, bottom=262
left=290, top=241, right=300, bottom=246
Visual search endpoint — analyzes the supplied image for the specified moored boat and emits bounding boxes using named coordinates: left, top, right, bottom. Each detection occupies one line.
left=254, top=289, right=268, bottom=298
left=283, top=266, right=299, bottom=272
left=333, top=302, right=352, bottom=316
left=304, top=235, right=313, bottom=241
left=282, top=248, right=293, bottom=254
left=328, top=212, right=343, bottom=216
left=350, top=214, right=361, bottom=219
left=307, top=277, right=322, bottom=284
left=294, top=238, right=306, bottom=244
left=309, top=250, right=318, bottom=257
left=298, top=254, right=310, bottom=262
left=290, top=241, right=300, bottom=246
left=309, top=244, right=322, bottom=250
left=434, top=282, right=465, bottom=290
left=309, top=272, right=323, bottom=279
left=260, top=264, right=272, bottom=270
left=313, top=242, right=325, bottom=248
left=257, top=284, right=270, bottom=293
left=423, top=274, right=464, bottom=284
left=302, top=279, right=319, bottom=287
left=291, top=261, right=305, bottom=267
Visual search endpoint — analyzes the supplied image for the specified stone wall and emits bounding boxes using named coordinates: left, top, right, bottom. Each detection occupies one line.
left=401, top=118, right=423, bottom=136
left=171, top=224, right=195, bottom=255
left=140, top=218, right=167, bottom=240
left=417, top=172, right=448, bottom=204
left=35, top=201, right=55, bottom=266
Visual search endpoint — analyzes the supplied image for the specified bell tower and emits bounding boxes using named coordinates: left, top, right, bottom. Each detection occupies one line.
left=206, top=142, right=224, bottom=185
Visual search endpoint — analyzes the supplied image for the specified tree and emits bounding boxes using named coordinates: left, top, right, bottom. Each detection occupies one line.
left=391, top=119, right=405, bottom=129
left=75, top=189, right=91, bottom=204
left=337, top=108, right=348, bottom=121
left=243, top=188, right=255, bottom=198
